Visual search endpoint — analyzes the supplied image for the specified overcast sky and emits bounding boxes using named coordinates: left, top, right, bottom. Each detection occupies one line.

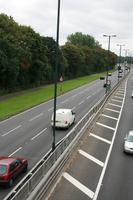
left=0, top=0, right=133, bottom=56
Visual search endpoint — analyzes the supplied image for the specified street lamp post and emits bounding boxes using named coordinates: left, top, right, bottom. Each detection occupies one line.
left=103, top=34, right=116, bottom=93
left=117, top=44, right=125, bottom=81
left=52, top=0, right=61, bottom=151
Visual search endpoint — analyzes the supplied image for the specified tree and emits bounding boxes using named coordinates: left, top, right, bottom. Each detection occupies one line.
left=67, top=32, right=101, bottom=48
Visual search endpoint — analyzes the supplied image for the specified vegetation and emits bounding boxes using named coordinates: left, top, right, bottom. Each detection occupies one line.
left=0, top=13, right=118, bottom=94
left=0, top=72, right=110, bottom=120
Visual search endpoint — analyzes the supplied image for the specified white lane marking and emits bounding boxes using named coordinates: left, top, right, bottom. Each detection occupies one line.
left=71, top=106, right=76, bottom=110
left=90, top=133, right=111, bottom=144
left=117, top=91, right=124, bottom=94
left=29, top=113, right=43, bottom=121
left=63, top=172, right=94, bottom=199
left=61, top=99, right=70, bottom=104
left=101, top=114, right=118, bottom=120
left=2, top=125, right=22, bottom=137
left=87, top=95, right=91, bottom=99
left=114, top=96, right=123, bottom=99
left=105, top=108, right=120, bottom=113
left=8, top=147, right=22, bottom=157
left=31, top=128, right=47, bottom=140
left=108, top=103, right=121, bottom=108
left=116, top=93, right=124, bottom=97
left=96, top=122, right=115, bottom=131
left=78, top=100, right=85, bottom=106
left=48, top=107, right=53, bottom=112
left=93, top=79, right=127, bottom=200
left=79, top=149, right=104, bottom=167
left=111, top=99, right=122, bottom=103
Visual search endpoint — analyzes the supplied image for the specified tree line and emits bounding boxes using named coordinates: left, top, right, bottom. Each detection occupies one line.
left=0, top=14, right=117, bottom=93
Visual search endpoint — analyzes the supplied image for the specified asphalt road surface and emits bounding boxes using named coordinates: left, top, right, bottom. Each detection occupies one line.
left=48, top=70, right=133, bottom=200
left=0, top=71, right=121, bottom=199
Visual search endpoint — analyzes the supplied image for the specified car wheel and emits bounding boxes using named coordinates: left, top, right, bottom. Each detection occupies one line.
left=22, top=165, right=28, bottom=173
left=7, top=178, right=13, bottom=188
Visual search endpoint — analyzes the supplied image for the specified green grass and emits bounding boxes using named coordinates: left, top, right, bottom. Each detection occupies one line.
left=0, top=71, right=110, bottom=120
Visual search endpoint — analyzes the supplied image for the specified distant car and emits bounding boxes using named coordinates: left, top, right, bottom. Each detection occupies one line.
left=108, top=73, right=112, bottom=76
left=124, top=131, right=133, bottom=154
left=131, top=92, right=133, bottom=98
left=0, top=157, right=28, bottom=187
left=51, top=108, right=75, bottom=129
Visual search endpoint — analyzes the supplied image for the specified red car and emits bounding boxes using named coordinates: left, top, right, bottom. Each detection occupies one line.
left=0, top=157, right=28, bottom=187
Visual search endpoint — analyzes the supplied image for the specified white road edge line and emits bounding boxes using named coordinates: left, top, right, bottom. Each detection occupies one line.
left=31, top=128, right=47, bottom=140
left=101, top=114, right=118, bottom=120
left=63, top=172, right=94, bottom=199
left=90, top=133, right=111, bottom=144
left=79, top=149, right=104, bottom=167
left=8, top=147, right=22, bottom=157
left=2, top=125, right=22, bottom=137
left=29, top=113, right=44, bottom=121
left=105, top=108, right=120, bottom=113
left=108, top=103, right=121, bottom=108
left=93, top=78, right=127, bottom=200
left=96, top=122, right=115, bottom=131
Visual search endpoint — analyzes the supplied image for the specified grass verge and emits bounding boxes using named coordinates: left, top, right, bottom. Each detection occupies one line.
left=0, top=72, right=109, bottom=120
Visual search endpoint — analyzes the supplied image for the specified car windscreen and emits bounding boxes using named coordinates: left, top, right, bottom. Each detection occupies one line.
left=127, top=135, right=133, bottom=142
left=0, top=165, right=7, bottom=175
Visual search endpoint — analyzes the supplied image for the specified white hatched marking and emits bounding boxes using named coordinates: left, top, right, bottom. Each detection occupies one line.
left=108, top=103, right=121, bottom=108
left=29, top=113, right=43, bottom=121
left=63, top=172, right=94, bottom=199
left=31, top=128, right=47, bottom=140
left=9, top=147, right=22, bottom=157
left=101, top=114, right=118, bottom=120
left=90, top=133, right=111, bottom=144
left=105, top=108, right=120, bottom=113
left=116, top=93, right=124, bottom=96
left=96, top=122, right=115, bottom=131
left=111, top=99, right=122, bottom=103
left=114, top=96, right=123, bottom=100
left=2, top=125, right=22, bottom=136
left=79, top=149, right=104, bottom=167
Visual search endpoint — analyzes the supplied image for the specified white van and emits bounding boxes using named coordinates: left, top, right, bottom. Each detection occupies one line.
left=51, top=109, right=75, bottom=129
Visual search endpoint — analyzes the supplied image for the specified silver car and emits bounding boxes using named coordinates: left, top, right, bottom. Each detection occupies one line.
left=124, top=131, right=133, bottom=153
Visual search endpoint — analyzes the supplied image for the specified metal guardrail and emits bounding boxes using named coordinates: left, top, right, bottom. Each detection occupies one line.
left=4, top=73, right=129, bottom=200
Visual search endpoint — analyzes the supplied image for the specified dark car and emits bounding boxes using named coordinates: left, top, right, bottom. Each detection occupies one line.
left=0, top=157, right=28, bottom=187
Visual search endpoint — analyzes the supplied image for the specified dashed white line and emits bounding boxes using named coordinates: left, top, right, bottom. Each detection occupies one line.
left=87, top=95, right=91, bottom=99
left=2, top=125, right=22, bottom=136
left=96, top=122, right=115, bottom=131
left=8, top=147, right=22, bottom=157
left=29, top=113, right=43, bottom=121
left=78, top=100, right=85, bottom=106
left=101, top=114, right=118, bottom=120
left=48, top=107, right=54, bottom=112
left=105, top=108, right=120, bottom=113
left=63, top=172, right=94, bottom=199
left=90, top=133, right=111, bottom=144
left=108, top=103, right=121, bottom=108
left=71, top=106, right=76, bottom=110
left=31, top=128, right=47, bottom=140
left=79, top=149, right=104, bottom=167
